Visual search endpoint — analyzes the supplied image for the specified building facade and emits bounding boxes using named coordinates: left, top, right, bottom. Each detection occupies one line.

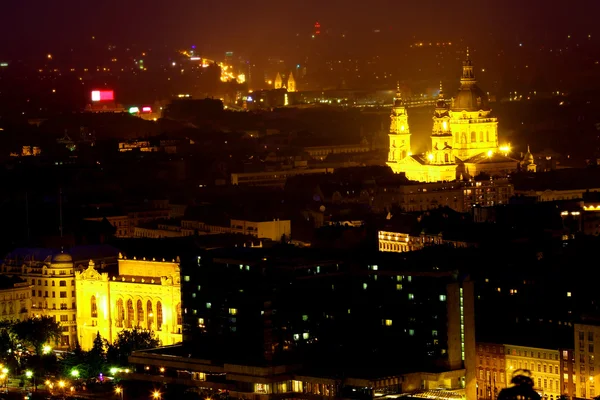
left=387, top=53, right=517, bottom=182
left=476, top=343, right=507, bottom=400
left=0, top=276, right=32, bottom=321
left=75, top=256, right=182, bottom=350
left=574, top=322, right=600, bottom=399
left=375, top=179, right=514, bottom=213
left=0, top=247, right=119, bottom=348
left=504, top=344, right=561, bottom=400
left=180, top=248, right=477, bottom=400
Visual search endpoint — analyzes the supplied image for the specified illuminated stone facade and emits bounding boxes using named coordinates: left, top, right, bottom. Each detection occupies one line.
left=75, top=256, right=182, bottom=351
left=387, top=53, right=517, bottom=182
left=476, top=343, right=507, bottom=400
left=0, top=276, right=32, bottom=322
left=504, top=345, right=561, bottom=400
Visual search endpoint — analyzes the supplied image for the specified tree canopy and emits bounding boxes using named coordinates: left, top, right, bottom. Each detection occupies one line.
left=106, top=328, right=160, bottom=366
left=11, top=316, right=61, bottom=355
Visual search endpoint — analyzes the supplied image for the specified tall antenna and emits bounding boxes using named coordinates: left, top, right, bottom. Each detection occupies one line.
left=59, top=188, right=63, bottom=238
left=25, top=192, right=30, bottom=243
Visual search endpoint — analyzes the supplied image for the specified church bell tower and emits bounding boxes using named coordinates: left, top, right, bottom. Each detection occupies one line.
left=430, top=82, right=454, bottom=165
left=387, top=83, right=411, bottom=164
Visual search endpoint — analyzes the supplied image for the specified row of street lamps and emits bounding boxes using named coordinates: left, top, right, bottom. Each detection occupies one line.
left=114, top=386, right=162, bottom=399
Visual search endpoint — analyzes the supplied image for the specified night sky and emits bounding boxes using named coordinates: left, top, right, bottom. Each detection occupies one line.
left=1, top=0, right=598, bottom=56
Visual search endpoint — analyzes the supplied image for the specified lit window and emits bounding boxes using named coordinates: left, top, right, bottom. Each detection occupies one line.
left=198, top=318, right=205, bottom=327
left=302, top=315, right=308, bottom=321
left=229, top=308, right=237, bottom=315
left=293, top=334, right=300, bottom=341
left=407, top=276, right=412, bottom=282
left=192, top=293, right=196, bottom=298
left=206, top=303, right=211, bottom=309
left=302, top=332, right=310, bottom=339
left=409, top=329, right=415, bottom=336
left=408, top=293, right=415, bottom=300
left=363, top=283, right=368, bottom=290
left=432, top=330, right=438, bottom=337
left=439, top=294, right=447, bottom=301
left=316, top=266, right=320, bottom=273
left=567, top=292, right=572, bottom=297
left=371, top=265, right=378, bottom=271
left=396, top=284, right=403, bottom=291
left=383, top=319, right=392, bottom=326
left=184, top=276, right=190, bottom=282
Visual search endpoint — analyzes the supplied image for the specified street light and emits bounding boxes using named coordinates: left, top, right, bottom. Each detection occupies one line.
left=71, top=370, right=79, bottom=378
left=25, top=370, right=35, bottom=392
left=42, top=345, right=52, bottom=355
left=1, top=368, right=8, bottom=392
left=152, top=390, right=161, bottom=399
left=110, top=368, right=119, bottom=375
left=115, top=386, right=124, bottom=400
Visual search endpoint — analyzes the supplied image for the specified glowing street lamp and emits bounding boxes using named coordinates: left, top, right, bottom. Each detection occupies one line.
left=25, top=371, right=32, bottom=379
left=152, top=390, right=162, bottom=399
left=115, top=386, right=124, bottom=400
left=42, top=345, right=52, bottom=355
left=110, top=368, right=119, bottom=375
left=58, top=380, right=65, bottom=388
left=71, top=370, right=79, bottom=378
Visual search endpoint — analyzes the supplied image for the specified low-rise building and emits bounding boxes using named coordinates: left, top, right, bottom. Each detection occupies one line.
left=375, top=179, right=513, bottom=213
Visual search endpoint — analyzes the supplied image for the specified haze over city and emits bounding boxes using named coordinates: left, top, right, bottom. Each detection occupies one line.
left=0, top=2, right=599, bottom=400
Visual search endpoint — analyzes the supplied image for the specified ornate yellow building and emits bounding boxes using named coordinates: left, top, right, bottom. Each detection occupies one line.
left=0, top=275, right=32, bottom=321
left=75, top=255, right=182, bottom=350
left=387, top=52, right=517, bottom=182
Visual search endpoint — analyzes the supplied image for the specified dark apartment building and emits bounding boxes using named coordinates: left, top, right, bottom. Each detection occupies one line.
left=130, top=246, right=476, bottom=400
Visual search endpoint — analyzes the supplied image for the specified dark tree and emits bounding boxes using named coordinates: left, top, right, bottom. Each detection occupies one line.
left=106, top=328, right=159, bottom=366
left=12, top=317, right=61, bottom=355
left=86, top=332, right=106, bottom=377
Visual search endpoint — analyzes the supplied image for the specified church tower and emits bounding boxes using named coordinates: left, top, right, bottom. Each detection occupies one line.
left=449, top=49, right=499, bottom=160
left=287, top=72, right=296, bottom=92
left=430, top=82, right=454, bottom=165
left=387, top=84, right=411, bottom=165
left=274, top=72, right=283, bottom=89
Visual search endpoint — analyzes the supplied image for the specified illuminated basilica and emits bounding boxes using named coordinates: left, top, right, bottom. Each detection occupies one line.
left=75, top=255, right=182, bottom=350
left=387, top=52, right=517, bottom=182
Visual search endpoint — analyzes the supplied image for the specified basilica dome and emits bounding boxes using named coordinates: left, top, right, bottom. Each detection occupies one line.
left=452, top=85, right=489, bottom=112
left=51, top=252, right=73, bottom=265
left=451, top=52, right=489, bottom=112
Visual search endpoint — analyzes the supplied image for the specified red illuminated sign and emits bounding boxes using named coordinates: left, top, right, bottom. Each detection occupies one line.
left=91, top=90, right=115, bottom=102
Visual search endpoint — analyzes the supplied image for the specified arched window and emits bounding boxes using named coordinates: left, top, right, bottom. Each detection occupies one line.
left=471, top=132, right=476, bottom=142
left=137, top=300, right=144, bottom=327
left=126, top=299, right=134, bottom=328
left=91, top=296, right=98, bottom=318
left=461, top=133, right=467, bottom=144
left=479, top=132, right=483, bottom=142
left=156, top=302, right=163, bottom=331
left=116, top=299, right=124, bottom=327
left=147, top=300, right=154, bottom=330
left=445, top=154, right=449, bottom=163
left=176, top=303, right=182, bottom=325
